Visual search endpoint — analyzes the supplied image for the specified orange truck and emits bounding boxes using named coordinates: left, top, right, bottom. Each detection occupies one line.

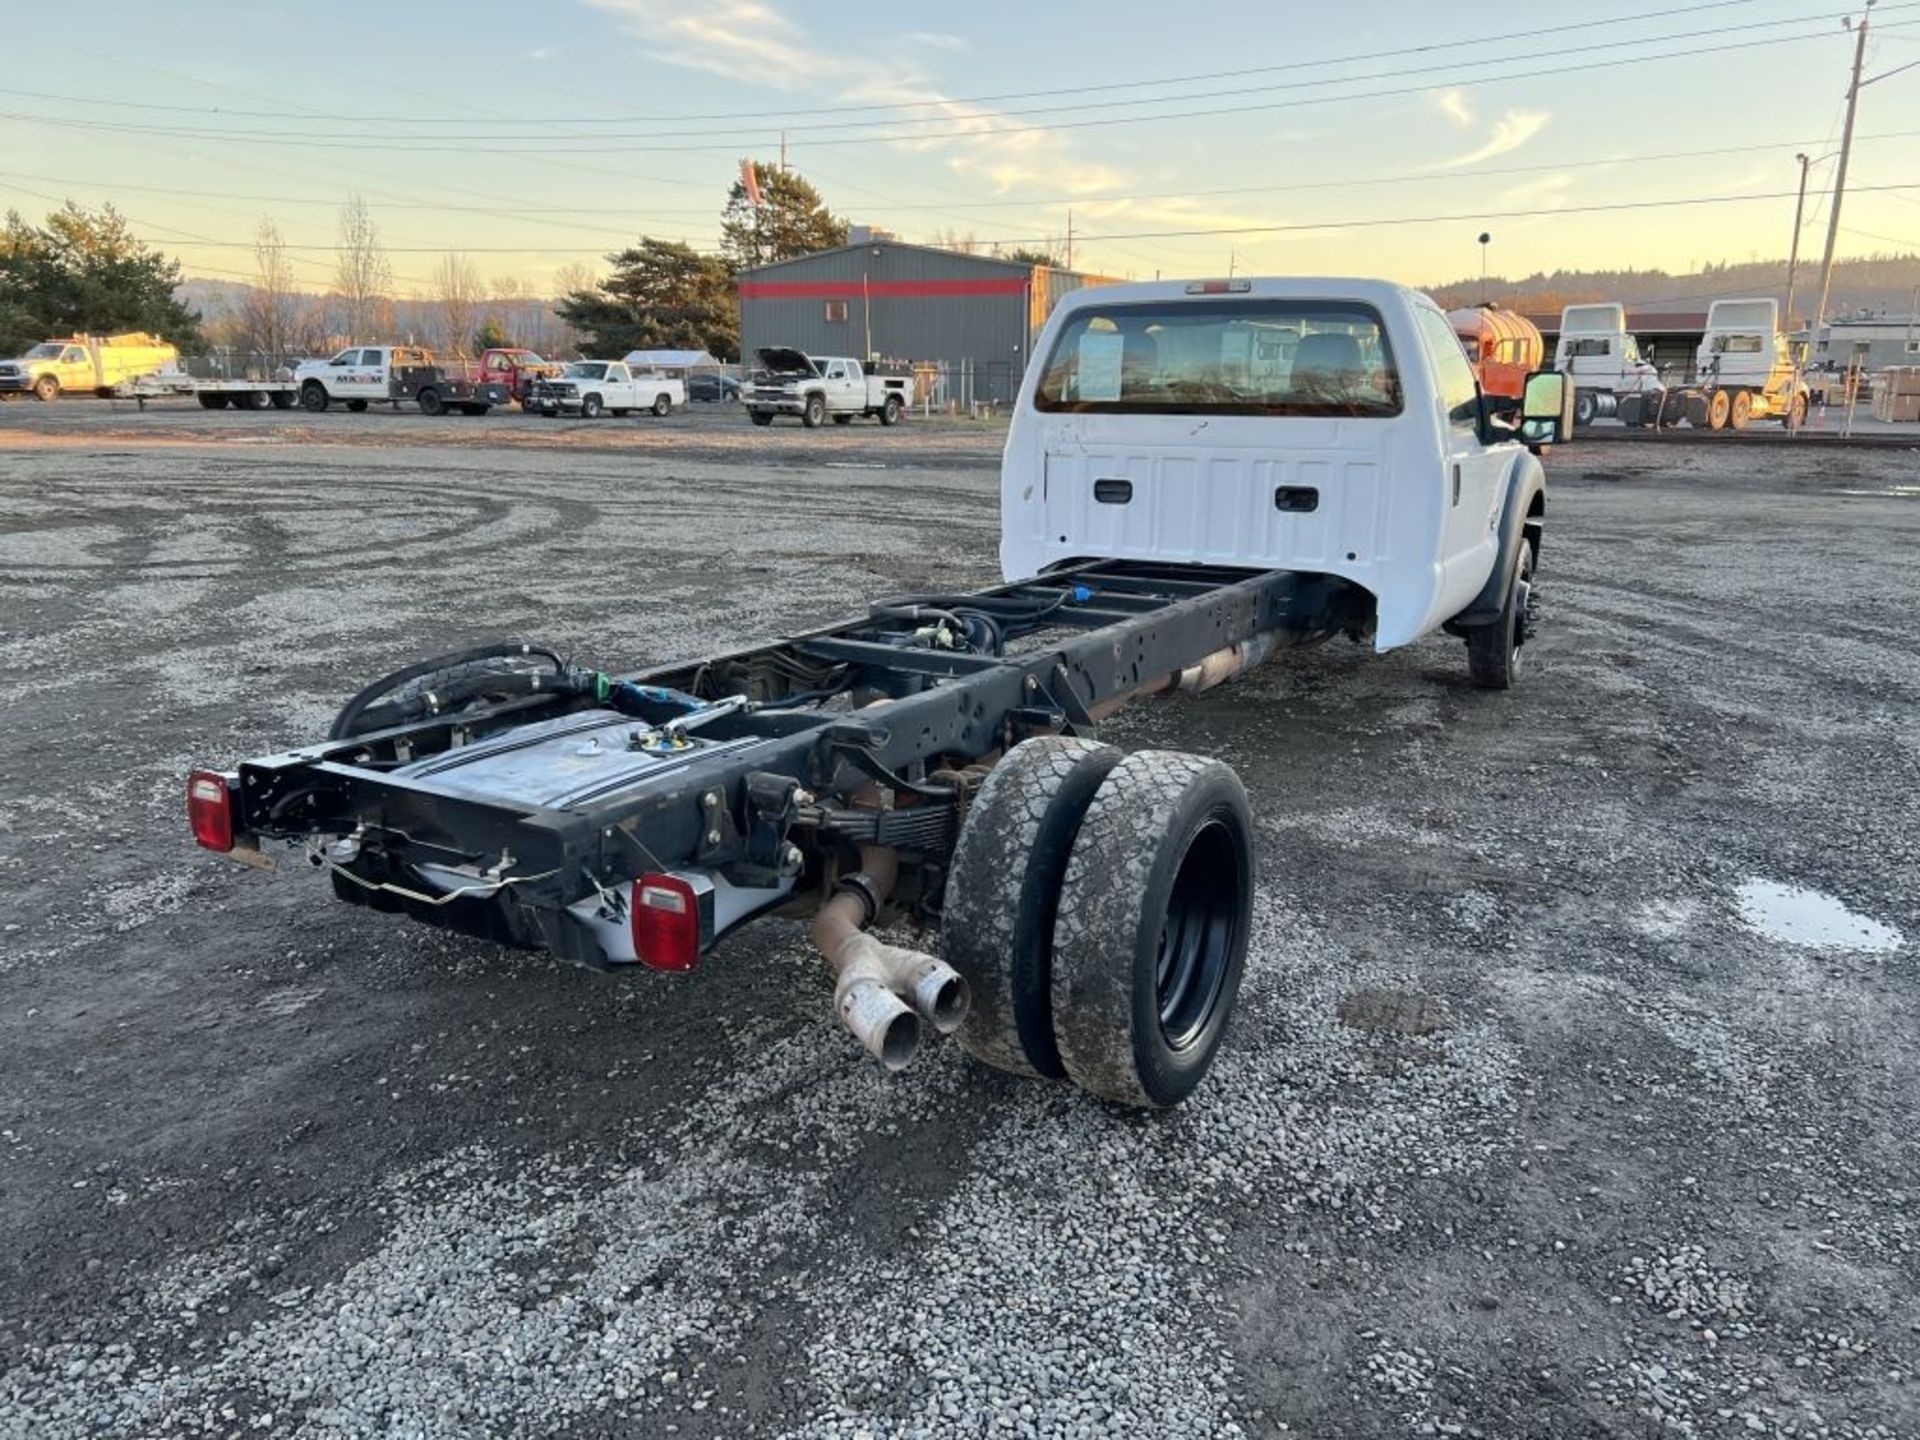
left=1447, top=304, right=1544, bottom=401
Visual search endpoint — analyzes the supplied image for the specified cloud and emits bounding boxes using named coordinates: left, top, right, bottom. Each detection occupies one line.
left=582, top=0, right=1132, bottom=197
left=528, top=46, right=555, bottom=60
left=1427, top=109, right=1551, bottom=169
left=1430, top=89, right=1474, bottom=128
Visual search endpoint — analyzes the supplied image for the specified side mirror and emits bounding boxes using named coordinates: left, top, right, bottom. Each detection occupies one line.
left=1519, top=370, right=1573, bottom=446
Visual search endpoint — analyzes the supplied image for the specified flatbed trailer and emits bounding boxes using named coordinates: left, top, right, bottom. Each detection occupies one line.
left=191, top=559, right=1318, bottom=1107
left=124, top=375, right=302, bottom=411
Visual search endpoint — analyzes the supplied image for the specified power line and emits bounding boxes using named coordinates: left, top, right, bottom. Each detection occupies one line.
left=13, top=179, right=1916, bottom=258
left=0, top=0, right=1780, bottom=127
left=7, top=18, right=1911, bottom=155
left=10, top=129, right=1915, bottom=227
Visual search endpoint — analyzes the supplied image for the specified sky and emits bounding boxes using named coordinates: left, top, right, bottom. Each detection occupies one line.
left=3, top=0, right=1918, bottom=298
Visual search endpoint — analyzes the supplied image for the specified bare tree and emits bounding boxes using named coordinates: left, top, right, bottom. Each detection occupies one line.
left=550, top=262, right=598, bottom=352
left=333, top=195, right=392, bottom=342
left=431, top=252, right=483, bottom=356
left=239, top=218, right=300, bottom=366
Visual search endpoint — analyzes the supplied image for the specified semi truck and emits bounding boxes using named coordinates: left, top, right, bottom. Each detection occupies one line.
left=186, top=276, right=1571, bottom=1110
left=1552, top=304, right=1662, bottom=427
left=0, top=332, right=179, bottom=400
left=746, top=350, right=912, bottom=428
left=1660, top=298, right=1808, bottom=430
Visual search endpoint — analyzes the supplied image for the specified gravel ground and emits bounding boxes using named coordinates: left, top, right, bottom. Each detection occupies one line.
left=1, top=400, right=1917, bottom=1439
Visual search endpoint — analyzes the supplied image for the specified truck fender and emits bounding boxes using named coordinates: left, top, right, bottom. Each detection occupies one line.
left=1446, top=451, right=1545, bottom=632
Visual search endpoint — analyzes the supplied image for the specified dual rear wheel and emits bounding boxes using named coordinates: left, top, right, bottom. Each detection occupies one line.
left=942, top=737, right=1254, bottom=1108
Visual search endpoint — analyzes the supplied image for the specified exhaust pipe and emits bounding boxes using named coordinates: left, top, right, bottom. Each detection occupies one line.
left=811, top=845, right=970, bottom=1069
left=1175, top=631, right=1281, bottom=694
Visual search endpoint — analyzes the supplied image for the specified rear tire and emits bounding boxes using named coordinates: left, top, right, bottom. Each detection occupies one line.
left=880, top=394, right=903, bottom=426
left=1730, top=390, right=1752, bottom=430
left=943, top=737, right=1123, bottom=1079
left=1466, top=540, right=1534, bottom=690
left=270, top=391, right=295, bottom=410
left=1707, top=388, right=1731, bottom=430
left=346, top=399, right=369, bottom=413
left=300, top=381, right=329, bottom=412
left=196, top=392, right=230, bottom=410
left=1572, top=390, right=1595, bottom=428
left=652, top=393, right=672, bottom=416
left=802, top=393, right=826, bottom=428
left=1050, top=751, right=1254, bottom=1109
left=416, top=388, right=443, bottom=416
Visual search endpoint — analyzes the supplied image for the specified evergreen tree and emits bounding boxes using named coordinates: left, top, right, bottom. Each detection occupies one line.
left=554, top=238, right=738, bottom=359
left=719, top=164, right=849, bottom=272
left=0, top=203, right=203, bottom=355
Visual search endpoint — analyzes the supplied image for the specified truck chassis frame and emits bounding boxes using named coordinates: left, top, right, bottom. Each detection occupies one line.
left=224, top=560, right=1329, bottom=966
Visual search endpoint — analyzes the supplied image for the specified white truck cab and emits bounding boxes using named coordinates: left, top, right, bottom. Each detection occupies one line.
left=1684, top=298, right=1807, bottom=429
left=1003, top=277, right=1568, bottom=686
left=746, top=349, right=911, bottom=429
left=1553, top=304, right=1661, bottom=426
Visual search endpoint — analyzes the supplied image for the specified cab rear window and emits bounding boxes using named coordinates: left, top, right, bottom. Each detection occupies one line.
left=1034, top=299, right=1401, bottom=417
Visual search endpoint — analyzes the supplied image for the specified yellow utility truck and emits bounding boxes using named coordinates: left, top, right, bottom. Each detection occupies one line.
left=0, top=332, right=180, bottom=401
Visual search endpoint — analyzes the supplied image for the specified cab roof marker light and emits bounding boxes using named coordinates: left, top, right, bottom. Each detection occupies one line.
left=1186, top=279, right=1252, bottom=295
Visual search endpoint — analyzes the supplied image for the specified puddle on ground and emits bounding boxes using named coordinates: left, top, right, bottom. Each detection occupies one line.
left=1736, top=879, right=1903, bottom=953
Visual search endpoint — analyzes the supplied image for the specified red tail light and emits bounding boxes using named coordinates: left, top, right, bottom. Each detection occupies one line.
left=633, top=873, right=700, bottom=971
left=186, top=770, right=236, bottom=852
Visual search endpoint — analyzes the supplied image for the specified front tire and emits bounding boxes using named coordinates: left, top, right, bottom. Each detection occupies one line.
left=32, top=375, right=58, bottom=402
left=802, top=393, right=826, bottom=428
left=943, top=737, right=1123, bottom=1079
left=1466, top=540, right=1534, bottom=690
left=580, top=394, right=603, bottom=419
left=1572, top=390, right=1595, bottom=428
left=1050, top=751, right=1254, bottom=1109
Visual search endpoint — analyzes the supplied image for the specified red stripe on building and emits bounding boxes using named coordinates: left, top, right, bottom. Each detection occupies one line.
left=739, top=278, right=1030, bottom=299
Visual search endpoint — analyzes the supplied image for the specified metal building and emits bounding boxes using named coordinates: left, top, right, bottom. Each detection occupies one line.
left=737, top=240, right=1113, bottom=406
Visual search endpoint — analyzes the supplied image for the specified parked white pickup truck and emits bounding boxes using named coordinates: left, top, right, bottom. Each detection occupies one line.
left=746, top=349, right=911, bottom=428
left=532, top=360, right=683, bottom=418
left=1004, top=276, right=1572, bottom=687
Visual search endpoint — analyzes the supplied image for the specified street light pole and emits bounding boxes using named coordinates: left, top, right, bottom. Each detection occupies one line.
left=1478, top=231, right=1491, bottom=302
left=1784, top=153, right=1812, bottom=332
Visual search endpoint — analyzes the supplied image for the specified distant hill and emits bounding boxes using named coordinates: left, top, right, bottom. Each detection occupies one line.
left=1427, top=253, right=1920, bottom=321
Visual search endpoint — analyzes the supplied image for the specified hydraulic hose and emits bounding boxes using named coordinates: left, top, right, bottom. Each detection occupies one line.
left=328, top=642, right=564, bottom=740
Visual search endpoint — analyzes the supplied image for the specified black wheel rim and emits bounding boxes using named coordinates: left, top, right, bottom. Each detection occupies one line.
left=1154, top=819, right=1239, bottom=1051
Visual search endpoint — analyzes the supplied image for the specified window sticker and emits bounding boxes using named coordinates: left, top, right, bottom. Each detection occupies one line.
left=1077, top=330, right=1125, bottom=401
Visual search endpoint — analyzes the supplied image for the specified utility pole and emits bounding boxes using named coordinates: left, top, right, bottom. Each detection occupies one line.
left=1065, top=211, right=1074, bottom=272
left=779, top=131, right=788, bottom=174
left=1811, top=2, right=1872, bottom=355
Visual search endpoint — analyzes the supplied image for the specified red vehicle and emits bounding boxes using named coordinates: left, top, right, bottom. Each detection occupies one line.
left=463, top=348, right=561, bottom=408
left=1448, top=304, right=1544, bottom=401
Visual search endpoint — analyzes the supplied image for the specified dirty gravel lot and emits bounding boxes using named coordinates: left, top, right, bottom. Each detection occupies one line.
left=1, top=401, right=1917, bottom=1440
